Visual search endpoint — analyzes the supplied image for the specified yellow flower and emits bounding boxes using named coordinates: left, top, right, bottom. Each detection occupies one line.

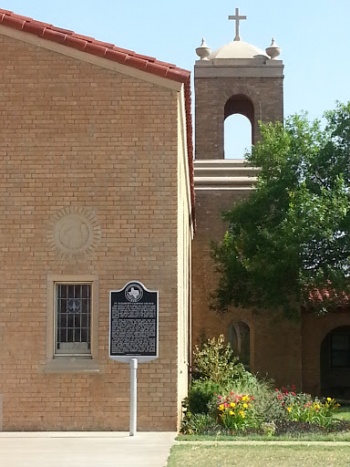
left=241, top=395, right=249, bottom=402
left=243, top=403, right=248, bottom=409
left=230, top=402, right=236, bottom=408
left=219, top=404, right=224, bottom=411
left=229, top=410, right=234, bottom=416
left=239, top=410, right=245, bottom=418
left=326, top=397, right=332, bottom=402
left=287, top=407, right=292, bottom=413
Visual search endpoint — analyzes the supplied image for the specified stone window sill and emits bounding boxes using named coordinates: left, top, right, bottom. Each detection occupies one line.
left=44, top=357, right=100, bottom=374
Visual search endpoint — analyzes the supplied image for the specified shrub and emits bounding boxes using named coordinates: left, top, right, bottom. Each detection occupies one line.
left=186, top=380, right=221, bottom=414
left=192, top=334, right=245, bottom=385
left=221, top=372, right=285, bottom=424
left=180, top=413, right=220, bottom=435
left=181, top=335, right=249, bottom=433
left=260, top=421, right=277, bottom=437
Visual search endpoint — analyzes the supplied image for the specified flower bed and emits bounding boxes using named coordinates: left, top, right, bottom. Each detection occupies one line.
left=181, top=336, right=348, bottom=436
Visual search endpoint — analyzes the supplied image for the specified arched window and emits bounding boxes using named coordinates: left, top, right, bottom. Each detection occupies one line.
left=228, top=321, right=250, bottom=369
left=224, top=114, right=251, bottom=159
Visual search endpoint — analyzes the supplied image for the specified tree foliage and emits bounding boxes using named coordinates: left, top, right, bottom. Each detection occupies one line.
left=212, top=102, right=350, bottom=317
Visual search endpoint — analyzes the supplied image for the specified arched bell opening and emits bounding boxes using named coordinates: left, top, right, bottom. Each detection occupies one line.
left=224, top=94, right=254, bottom=159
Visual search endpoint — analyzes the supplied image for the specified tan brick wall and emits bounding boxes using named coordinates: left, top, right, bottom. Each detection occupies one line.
left=192, top=189, right=302, bottom=387
left=191, top=59, right=305, bottom=389
left=302, top=312, right=350, bottom=396
left=195, top=76, right=284, bottom=159
left=0, top=33, right=186, bottom=431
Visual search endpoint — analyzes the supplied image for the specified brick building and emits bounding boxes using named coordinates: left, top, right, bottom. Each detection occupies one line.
left=192, top=10, right=350, bottom=400
left=0, top=9, right=193, bottom=431
left=0, top=8, right=349, bottom=432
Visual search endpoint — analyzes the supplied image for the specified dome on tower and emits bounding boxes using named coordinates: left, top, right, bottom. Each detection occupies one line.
left=195, top=8, right=281, bottom=61
left=208, top=40, right=269, bottom=60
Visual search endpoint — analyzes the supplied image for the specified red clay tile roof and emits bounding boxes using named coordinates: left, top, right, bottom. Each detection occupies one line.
left=309, top=288, right=349, bottom=305
left=0, top=8, right=195, bottom=223
left=0, top=9, right=189, bottom=82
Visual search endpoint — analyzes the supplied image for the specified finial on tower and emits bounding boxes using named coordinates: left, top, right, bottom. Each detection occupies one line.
left=228, top=7, right=247, bottom=41
left=195, top=38, right=212, bottom=60
left=265, top=38, right=281, bottom=59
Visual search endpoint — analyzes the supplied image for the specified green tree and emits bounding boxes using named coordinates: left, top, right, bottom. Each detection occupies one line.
left=212, top=102, right=350, bottom=317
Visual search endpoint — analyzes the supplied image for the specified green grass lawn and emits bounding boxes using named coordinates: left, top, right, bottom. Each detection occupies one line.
left=171, top=407, right=350, bottom=466
left=334, top=406, right=350, bottom=421
left=167, top=444, right=350, bottom=466
left=174, top=389, right=350, bottom=466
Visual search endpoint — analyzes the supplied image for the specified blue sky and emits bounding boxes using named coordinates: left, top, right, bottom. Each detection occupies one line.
left=1, top=1, right=349, bottom=155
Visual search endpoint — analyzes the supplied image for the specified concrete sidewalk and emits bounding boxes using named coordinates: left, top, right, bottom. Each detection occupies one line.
left=0, top=432, right=177, bottom=467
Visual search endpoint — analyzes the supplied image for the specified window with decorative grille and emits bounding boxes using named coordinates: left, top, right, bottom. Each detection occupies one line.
left=55, top=283, right=91, bottom=356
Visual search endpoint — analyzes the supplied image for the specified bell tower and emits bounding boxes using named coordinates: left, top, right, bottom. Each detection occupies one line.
left=194, top=7, right=284, bottom=160
left=192, top=9, right=286, bottom=375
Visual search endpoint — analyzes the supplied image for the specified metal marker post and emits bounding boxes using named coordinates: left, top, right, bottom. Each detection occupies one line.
left=130, top=358, right=138, bottom=436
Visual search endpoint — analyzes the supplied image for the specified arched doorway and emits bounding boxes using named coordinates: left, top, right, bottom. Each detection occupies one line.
left=320, top=326, right=350, bottom=399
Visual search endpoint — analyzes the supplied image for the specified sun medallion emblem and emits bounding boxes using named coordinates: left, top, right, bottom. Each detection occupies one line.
left=48, top=207, right=101, bottom=259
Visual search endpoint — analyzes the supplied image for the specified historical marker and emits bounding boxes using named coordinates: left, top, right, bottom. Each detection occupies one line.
left=109, top=281, right=159, bottom=362
left=109, top=281, right=159, bottom=436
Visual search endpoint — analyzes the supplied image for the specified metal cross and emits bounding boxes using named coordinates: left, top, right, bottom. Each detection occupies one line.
left=228, top=7, right=247, bottom=41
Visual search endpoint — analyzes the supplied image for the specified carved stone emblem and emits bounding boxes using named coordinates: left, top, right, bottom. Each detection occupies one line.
left=49, top=208, right=101, bottom=259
